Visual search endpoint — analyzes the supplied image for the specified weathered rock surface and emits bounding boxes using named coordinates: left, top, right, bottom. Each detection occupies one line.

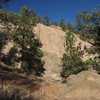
left=34, top=24, right=94, bottom=81
left=34, top=24, right=66, bottom=81
left=33, top=70, right=100, bottom=100
left=1, top=23, right=100, bottom=100
left=1, top=23, right=96, bottom=81
left=63, top=70, right=100, bottom=100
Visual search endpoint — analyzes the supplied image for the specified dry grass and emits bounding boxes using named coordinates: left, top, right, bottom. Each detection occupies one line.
left=0, top=85, right=38, bottom=100
left=0, top=70, right=43, bottom=100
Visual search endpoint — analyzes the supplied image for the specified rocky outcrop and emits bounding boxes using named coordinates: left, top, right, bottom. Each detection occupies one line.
left=1, top=23, right=97, bottom=81
left=34, top=24, right=95, bottom=81
left=32, top=70, right=100, bottom=100
left=64, top=70, right=100, bottom=100
left=0, top=23, right=100, bottom=100
left=34, top=24, right=66, bottom=81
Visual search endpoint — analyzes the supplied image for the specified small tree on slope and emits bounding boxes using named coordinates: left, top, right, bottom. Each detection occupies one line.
left=60, top=18, right=67, bottom=31
left=61, top=31, right=87, bottom=77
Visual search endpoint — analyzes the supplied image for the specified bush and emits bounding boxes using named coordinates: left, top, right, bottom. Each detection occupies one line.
left=85, top=57, right=100, bottom=74
left=92, top=56, right=100, bottom=74
left=61, top=31, right=87, bottom=77
left=61, top=49, right=87, bottom=77
left=0, top=7, right=45, bottom=76
left=86, top=47, right=96, bottom=54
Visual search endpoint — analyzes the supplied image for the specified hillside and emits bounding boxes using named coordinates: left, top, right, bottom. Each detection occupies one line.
left=34, top=24, right=97, bottom=81
left=1, top=23, right=98, bottom=81
left=34, top=24, right=66, bottom=81
left=0, top=23, right=100, bottom=100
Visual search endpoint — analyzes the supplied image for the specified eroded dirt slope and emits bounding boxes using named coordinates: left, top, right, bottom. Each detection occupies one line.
left=34, top=24, right=66, bottom=81
left=32, top=70, right=100, bottom=100
left=1, top=23, right=100, bottom=100
left=34, top=24, right=94, bottom=81
left=1, top=23, right=97, bottom=81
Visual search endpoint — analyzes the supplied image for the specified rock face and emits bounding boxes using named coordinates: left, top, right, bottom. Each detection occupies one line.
left=0, top=23, right=100, bottom=100
left=32, top=71, right=100, bottom=100
left=34, top=24, right=66, bottom=81
left=34, top=24, right=95, bottom=81
left=64, top=70, right=100, bottom=100
left=1, top=23, right=95, bottom=79
left=33, top=24, right=100, bottom=100
left=1, top=23, right=95, bottom=80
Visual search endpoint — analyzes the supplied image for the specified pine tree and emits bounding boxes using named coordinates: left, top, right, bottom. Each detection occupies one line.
left=37, top=15, right=42, bottom=23
left=12, top=6, right=45, bottom=75
left=60, top=18, right=66, bottom=31
left=61, top=31, right=86, bottom=77
left=66, top=22, right=75, bottom=32
left=44, top=15, right=50, bottom=26
left=75, top=6, right=100, bottom=53
left=0, top=9, right=7, bottom=21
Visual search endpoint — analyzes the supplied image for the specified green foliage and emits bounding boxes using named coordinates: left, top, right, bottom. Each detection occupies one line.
left=66, top=22, right=75, bottom=32
left=75, top=6, right=100, bottom=55
left=75, top=7, right=100, bottom=41
left=65, top=31, right=75, bottom=50
left=11, top=6, right=45, bottom=75
left=7, top=11, right=19, bottom=25
left=1, top=46, right=18, bottom=66
left=0, top=32, right=8, bottom=50
left=61, top=50, right=86, bottom=77
left=79, top=32, right=97, bottom=42
left=76, top=9, right=92, bottom=31
left=0, top=9, right=14, bottom=56
left=61, top=31, right=86, bottom=77
left=60, top=18, right=67, bottom=31
left=86, top=46, right=96, bottom=54
left=37, top=15, right=42, bottom=23
left=85, top=58, right=94, bottom=69
left=85, top=57, right=100, bottom=74
left=20, top=6, right=37, bottom=26
left=0, top=7, right=45, bottom=75
left=0, top=9, right=7, bottom=21
left=44, top=15, right=50, bottom=26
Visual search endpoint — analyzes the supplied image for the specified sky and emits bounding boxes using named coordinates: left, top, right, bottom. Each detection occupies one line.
left=5, top=0, right=100, bottom=24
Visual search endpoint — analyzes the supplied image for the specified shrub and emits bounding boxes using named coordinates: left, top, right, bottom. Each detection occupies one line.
left=61, top=50, right=86, bottom=77
left=61, top=31, right=87, bottom=77
left=85, top=57, right=100, bottom=74
left=86, top=47, right=96, bottom=54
